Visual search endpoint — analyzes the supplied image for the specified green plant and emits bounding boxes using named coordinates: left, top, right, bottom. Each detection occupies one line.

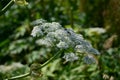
left=3, top=19, right=100, bottom=80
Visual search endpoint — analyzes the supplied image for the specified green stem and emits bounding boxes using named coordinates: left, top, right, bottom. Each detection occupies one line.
left=4, top=50, right=62, bottom=80
left=41, top=49, right=63, bottom=68
left=0, top=0, right=14, bottom=15
left=4, top=72, right=30, bottom=80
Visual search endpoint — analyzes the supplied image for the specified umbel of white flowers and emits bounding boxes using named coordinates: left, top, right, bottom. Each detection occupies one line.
left=31, top=19, right=100, bottom=64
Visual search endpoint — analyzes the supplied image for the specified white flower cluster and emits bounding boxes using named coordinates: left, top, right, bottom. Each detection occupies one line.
left=63, top=53, right=78, bottom=62
left=31, top=19, right=100, bottom=64
left=90, top=27, right=106, bottom=34
left=86, top=27, right=106, bottom=36
left=31, top=26, right=43, bottom=37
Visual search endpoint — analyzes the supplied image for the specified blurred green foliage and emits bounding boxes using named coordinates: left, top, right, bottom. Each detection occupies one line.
left=0, top=0, right=120, bottom=80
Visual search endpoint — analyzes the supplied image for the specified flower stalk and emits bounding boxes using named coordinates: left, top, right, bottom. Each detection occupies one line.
left=4, top=50, right=62, bottom=80
left=0, top=0, right=14, bottom=15
left=4, top=72, right=30, bottom=80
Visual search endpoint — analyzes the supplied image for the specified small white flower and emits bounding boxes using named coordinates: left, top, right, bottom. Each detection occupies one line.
left=31, top=26, right=43, bottom=37
left=46, top=32, right=57, bottom=42
left=31, top=19, right=46, bottom=26
left=65, top=29, right=83, bottom=44
left=41, top=22, right=62, bottom=33
left=55, top=29, right=68, bottom=36
left=63, top=53, right=79, bottom=62
left=83, top=55, right=96, bottom=64
left=36, top=38, right=53, bottom=47
left=51, top=22, right=62, bottom=30
left=86, top=48, right=100, bottom=55
left=54, top=29, right=68, bottom=40
left=56, top=41, right=69, bottom=49
left=75, top=45, right=85, bottom=53
left=62, top=36, right=75, bottom=48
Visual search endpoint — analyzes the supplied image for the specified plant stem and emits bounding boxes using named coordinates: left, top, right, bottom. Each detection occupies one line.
left=4, top=72, right=30, bottom=80
left=41, top=50, right=63, bottom=68
left=0, top=0, right=14, bottom=15
left=4, top=50, right=62, bottom=80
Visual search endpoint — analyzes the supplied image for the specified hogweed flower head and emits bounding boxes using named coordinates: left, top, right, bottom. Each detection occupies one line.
left=31, top=19, right=100, bottom=64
